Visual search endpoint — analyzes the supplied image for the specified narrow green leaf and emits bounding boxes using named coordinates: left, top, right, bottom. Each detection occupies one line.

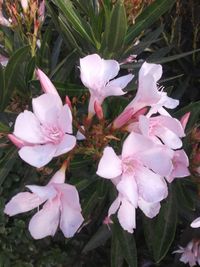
left=0, top=147, right=18, bottom=186
left=111, top=233, right=124, bottom=267
left=82, top=225, right=111, bottom=253
left=143, top=185, right=177, bottom=263
left=113, top=222, right=137, bottom=267
left=125, top=0, right=175, bottom=43
left=105, top=0, right=127, bottom=56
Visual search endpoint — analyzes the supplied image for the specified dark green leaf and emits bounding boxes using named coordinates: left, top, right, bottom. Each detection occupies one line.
left=143, top=185, right=177, bottom=263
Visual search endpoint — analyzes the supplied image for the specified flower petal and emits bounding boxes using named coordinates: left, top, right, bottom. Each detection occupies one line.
left=28, top=198, right=60, bottom=239
left=58, top=184, right=84, bottom=238
left=58, top=104, right=73, bottom=134
left=32, top=93, right=62, bottom=125
left=19, top=143, right=57, bottom=168
left=54, top=134, right=76, bottom=157
left=136, top=167, right=168, bottom=203
left=138, top=197, right=160, bottom=218
left=14, top=111, right=44, bottom=144
left=36, top=69, right=60, bottom=98
left=97, top=147, right=122, bottom=179
left=118, top=198, right=136, bottom=233
left=4, top=192, right=43, bottom=216
left=107, top=74, right=134, bottom=90
left=117, top=175, right=138, bottom=207
left=191, top=217, right=200, bottom=228
left=108, top=197, right=121, bottom=217
left=26, top=185, right=57, bottom=200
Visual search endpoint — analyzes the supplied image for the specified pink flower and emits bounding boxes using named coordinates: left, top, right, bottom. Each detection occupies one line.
left=0, top=1, right=11, bottom=27
left=125, top=62, right=179, bottom=116
left=21, top=0, right=29, bottom=13
left=4, top=164, right=84, bottom=239
left=97, top=132, right=173, bottom=233
left=79, top=54, right=134, bottom=116
left=9, top=70, right=76, bottom=168
left=166, top=150, right=190, bottom=183
left=174, top=240, right=200, bottom=267
left=129, top=115, right=185, bottom=149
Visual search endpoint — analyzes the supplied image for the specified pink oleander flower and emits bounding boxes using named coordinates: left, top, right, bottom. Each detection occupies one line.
left=174, top=240, right=200, bottom=267
left=79, top=54, right=134, bottom=116
left=97, top=132, right=173, bottom=233
left=4, top=164, right=84, bottom=239
left=124, top=61, right=179, bottom=117
left=0, top=0, right=11, bottom=27
left=0, top=54, right=8, bottom=67
left=128, top=115, right=185, bottom=149
left=9, top=69, right=76, bottom=168
left=21, top=0, right=29, bottom=13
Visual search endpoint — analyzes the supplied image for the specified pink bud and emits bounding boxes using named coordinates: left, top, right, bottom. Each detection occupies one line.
left=8, top=134, right=26, bottom=148
left=38, top=0, right=45, bottom=22
left=20, top=0, right=29, bottom=13
left=36, top=68, right=59, bottom=97
left=65, top=96, right=72, bottom=110
left=94, top=100, right=103, bottom=120
left=132, top=107, right=148, bottom=121
left=112, top=108, right=134, bottom=129
left=180, top=112, right=190, bottom=130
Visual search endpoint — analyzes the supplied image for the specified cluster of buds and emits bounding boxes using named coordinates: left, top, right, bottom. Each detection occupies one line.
left=4, top=53, right=191, bottom=239
left=0, top=0, right=45, bottom=56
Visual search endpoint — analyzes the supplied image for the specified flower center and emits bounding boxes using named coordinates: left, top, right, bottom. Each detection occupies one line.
left=42, top=125, right=64, bottom=144
left=122, top=156, right=140, bottom=175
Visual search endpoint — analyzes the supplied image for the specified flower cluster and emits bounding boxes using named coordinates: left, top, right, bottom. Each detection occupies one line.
left=5, top=54, right=190, bottom=239
left=174, top=239, right=200, bottom=267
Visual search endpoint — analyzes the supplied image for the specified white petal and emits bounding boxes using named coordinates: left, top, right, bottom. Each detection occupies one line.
left=19, top=143, right=57, bottom=168
left=118, top=198, right=136, bottom=233
left=96, top=147, right=122, bottom=179
left=191, top=217, right=200, bottom=228
left=136, top=167, right=168, bottom=203
left=28, top=198, right=60, bottom=239
left=14, top=111, right=44, bottom=144
left=138, top=198, right=161, bottom=218
left=54, top=134, right=76, bottom=157
left=32, top=93, right=62, bottom=125
left=58, top=104, right=73, bottom=134
left=108, top=197, right=121, bottom=217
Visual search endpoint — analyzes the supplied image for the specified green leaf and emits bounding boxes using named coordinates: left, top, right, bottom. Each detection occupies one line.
left=143, top=185, right=177, bottom=263
left=104, top=0, right=127, bottom=56
left=82, top=225, right=111, bottom=253
left=125, top=0, right=175, bottom=44
left=1, top=46, right=29, bottom=111
left=113, top=222, right=137, bottom=267
left=111, top=232, right=124, bottom=267
left=0, top=146, right=18, bottom=186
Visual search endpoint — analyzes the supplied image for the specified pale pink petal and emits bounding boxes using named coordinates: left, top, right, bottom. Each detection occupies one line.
left=19, top=143, right=57, bottom=168
left=191, top=217, right=200, bottom=228
left=138, top=115, right=150, bottom=137
left=117, top=175, right=138, bottom=207
left=108, top=197, right=121, bottom=217
left=36, top=69, right=60, bottom=98
left=102, top=84, right=126, bottom=98
left=58, top=104, right=73, bottom=134
left=58, top=184, right=84, bottom=237
left=154, top=116, right=185, bottom=137
left=26, top=185, right=57, bottom=200
left=32, top=93, right=62, bottom=125
left=54, top=134, right=76, bottom=157
left=96, top=147, right=122, bottom=179
left=138, top=198, right=160, bottom=218
left=101, top=58, right=120, bottom=82
left=21, top=0, right=29, bottom=12
left=180, top=112, right=190, bottom=130
left=140, top=145, right=173, bottom=177
left=117, top=198, right=136, bottom=233
left=4, top=192, right=43, bottom=216
left=107, top=74, right=134, bottom=90
left=48, top=166, right=66, bottom=184
left=139, top=62, right=162, bottom=82
left=154, top=125, right=183, bottom=149
left=136, top=167, right=168, bottom=203
left=28, top=198, right=60, bottom=239
left=122, top=132, right=153, bottom=157
left=14, top=111, right=44, bottom=144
